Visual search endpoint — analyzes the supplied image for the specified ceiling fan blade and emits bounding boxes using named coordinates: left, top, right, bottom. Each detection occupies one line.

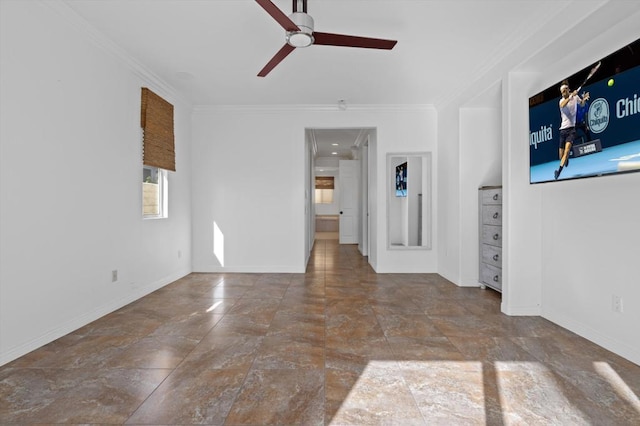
left=258, top=44, right=296, bottom=77
left=255, top=0, right=300, bottom=32
left=313, top=32, right=397, bottom=50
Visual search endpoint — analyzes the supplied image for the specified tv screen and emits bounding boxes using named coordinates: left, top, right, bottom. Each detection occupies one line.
left=395, top=162, right=407, bottom=197
left=529, top=38, right=640, bottom=184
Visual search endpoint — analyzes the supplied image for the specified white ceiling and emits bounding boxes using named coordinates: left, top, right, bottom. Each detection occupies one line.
left=63, top=0, right=568, bottom=108
left=62, top=0, right=574, bottom=157
left=309, top=128, right=371, bottom=159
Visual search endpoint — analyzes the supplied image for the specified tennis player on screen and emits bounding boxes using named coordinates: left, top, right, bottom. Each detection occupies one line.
left=555, top=83, right=590, bottom=180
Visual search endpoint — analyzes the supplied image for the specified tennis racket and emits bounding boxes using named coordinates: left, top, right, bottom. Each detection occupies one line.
left=576, top=61, right=601, bottom=93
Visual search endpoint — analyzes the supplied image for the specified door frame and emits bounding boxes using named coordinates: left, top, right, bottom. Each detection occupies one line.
left=304, top=127, right=376, bottom=265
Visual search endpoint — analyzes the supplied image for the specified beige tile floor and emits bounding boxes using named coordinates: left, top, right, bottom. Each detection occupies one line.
left=1, top=239, right=639, bottom=424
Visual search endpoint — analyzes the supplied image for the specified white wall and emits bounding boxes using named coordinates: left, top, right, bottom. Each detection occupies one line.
left=374, top=109, right=439, bottom=272
left=0, top=1, right=192, bottom=365
left=190, top=106, right=438, bottom=274
left=502, top=8, right=640, bottom=364
left=304, top=134, right=314, bottom=260
left=367, top=133, right=379, bottom=269
left=359, top=142, right=370, bottom=257
left=436, top=105, right=461, bottom=283
left=459, top=106, right=502, bottom=287
left=502, top=72, right=544, bottom=316
left=190, top=108, right=305, bottom=273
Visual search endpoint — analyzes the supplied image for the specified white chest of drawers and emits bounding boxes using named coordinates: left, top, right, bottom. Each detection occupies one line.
left=479, top=186, right=502, bottom=292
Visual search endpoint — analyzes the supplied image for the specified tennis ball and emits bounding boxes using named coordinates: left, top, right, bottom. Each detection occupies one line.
left=608, top=78, right=614, bottom=87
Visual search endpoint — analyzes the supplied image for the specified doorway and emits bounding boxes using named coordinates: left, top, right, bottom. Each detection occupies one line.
left=314, top=172, right=340, bottom=241
left=305, top=128, right=375, bottom=263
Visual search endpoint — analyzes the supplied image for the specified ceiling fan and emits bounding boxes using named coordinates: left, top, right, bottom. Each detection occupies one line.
left=255, top=0, right=397, bottom=77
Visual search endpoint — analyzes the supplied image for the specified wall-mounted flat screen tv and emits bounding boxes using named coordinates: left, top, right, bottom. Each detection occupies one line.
left=395, top=162, right=407, bottom=197
left=529, top=38, right=640, bottom=184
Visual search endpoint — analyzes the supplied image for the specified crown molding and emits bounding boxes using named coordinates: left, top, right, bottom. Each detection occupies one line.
left=192, top=104, right=436, bottom=114
left=40, top=0, right=191, bottom=108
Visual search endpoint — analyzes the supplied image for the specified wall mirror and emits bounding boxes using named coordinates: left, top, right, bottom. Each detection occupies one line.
left=387, top=152, right=432, bottom=250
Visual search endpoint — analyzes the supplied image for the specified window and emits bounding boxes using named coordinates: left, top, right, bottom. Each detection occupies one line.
left=140, top=87, right=174, bottom=219
left=143, top=165, right=168, bottom=218
left=315, top=176, right=334, bottom=204
left=315, top=188, right=334, bottom=204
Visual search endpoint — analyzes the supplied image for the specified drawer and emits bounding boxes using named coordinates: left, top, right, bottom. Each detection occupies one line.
left=482, top=204, right=502, bottom=226
left=480, top=263, right=502, bottom=291
left=481, top=244, right=501, bottom=267
left=481, top=224, right=502, bottom=247
left=481, top=188, right=502, bottom=205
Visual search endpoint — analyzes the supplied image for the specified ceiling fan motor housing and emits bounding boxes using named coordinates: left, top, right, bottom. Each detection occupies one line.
left=286, top=12, right=314, bottom=47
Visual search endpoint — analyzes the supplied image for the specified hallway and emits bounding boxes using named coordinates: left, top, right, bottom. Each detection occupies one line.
left=1, top=240, right=638, bottom=424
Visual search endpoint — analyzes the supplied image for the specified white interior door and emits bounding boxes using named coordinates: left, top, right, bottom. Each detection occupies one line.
left=339, top=160, right=359, bottom=244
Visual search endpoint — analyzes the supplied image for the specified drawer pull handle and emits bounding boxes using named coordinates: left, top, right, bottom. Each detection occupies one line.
left=493, top=234, right=500, bottom=240
left=493, top=254, right=499, bottom=261
left=493, top=212, right=499, bottom=219
left=493, top=194, right=499, bottom=201
left=493, top=275, right=499, bottom=282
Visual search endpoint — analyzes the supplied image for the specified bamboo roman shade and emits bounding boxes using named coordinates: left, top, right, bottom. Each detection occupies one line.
left=141, top=87, right=175, bottom=171
left=315, top=176, right=334, bottom=189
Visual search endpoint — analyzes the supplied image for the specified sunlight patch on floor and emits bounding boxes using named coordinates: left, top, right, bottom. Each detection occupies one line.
left=593, top=361, right=640, bottom=412
left=332, top=361, right=486, bottom=424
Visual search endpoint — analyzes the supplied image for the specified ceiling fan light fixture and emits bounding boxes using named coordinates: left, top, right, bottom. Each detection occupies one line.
left=286, top=12, right=314, bottom=47
left=287, top=31, right=314, bottom=47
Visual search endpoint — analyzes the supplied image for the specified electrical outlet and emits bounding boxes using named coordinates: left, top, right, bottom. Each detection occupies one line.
left=612, top=295, right=623, bottom=313
left=178, top=250, right=182, bottom=259
left=112, top=270, right=118, bottom=282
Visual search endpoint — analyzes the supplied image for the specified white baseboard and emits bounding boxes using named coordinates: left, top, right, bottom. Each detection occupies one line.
left=459, top=278, right=482, bottom=287
left=501, top=302, right=541, bottom=316
left=193, top=264, right=305, bottom=273
left=543, top=311, right=640, bottom=366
